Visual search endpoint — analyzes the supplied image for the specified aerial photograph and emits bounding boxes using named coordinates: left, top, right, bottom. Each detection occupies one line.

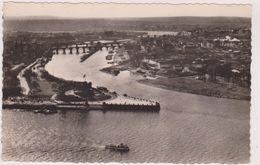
left=2, top=3, right=251, bottom=163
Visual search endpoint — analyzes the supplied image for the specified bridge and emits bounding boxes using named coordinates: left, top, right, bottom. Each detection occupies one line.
left=52, top=41, right=125, bottom=55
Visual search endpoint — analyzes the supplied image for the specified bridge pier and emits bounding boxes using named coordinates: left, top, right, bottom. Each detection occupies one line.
left=75, top=44, right=79, bottom=54
left=55, top=48, right=59, bottom=54
left=62, top=48, right=66, bottom=54
left=68, top=47, right=72, bottom=54
left=83, top=47, right=86, bottom=53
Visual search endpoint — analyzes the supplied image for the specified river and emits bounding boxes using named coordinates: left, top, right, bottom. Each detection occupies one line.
left=2, top=48, right=250, bottom=163
left=132, top=30, right=178, bottom=36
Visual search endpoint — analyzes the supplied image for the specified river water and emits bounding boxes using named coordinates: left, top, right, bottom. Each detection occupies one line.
left=2, top=48, right=250, bottom=163
left=133, top=30, right=178, bottom=36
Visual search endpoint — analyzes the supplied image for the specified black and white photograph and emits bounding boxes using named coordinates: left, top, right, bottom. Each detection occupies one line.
left=1, top=1, right=256, bottom=164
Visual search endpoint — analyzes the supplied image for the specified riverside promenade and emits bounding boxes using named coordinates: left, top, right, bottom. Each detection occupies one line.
left=3, top=94, right=160, bottom=112
left=17, top=58, right=42, bottom=95
left=3, top=101, right=160, bottom=112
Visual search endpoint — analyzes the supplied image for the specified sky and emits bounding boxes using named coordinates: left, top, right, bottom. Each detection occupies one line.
left=4, top=2, right=251, bottom=18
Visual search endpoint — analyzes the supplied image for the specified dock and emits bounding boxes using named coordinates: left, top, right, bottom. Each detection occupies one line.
left=2, top=101, right=160, bottom=112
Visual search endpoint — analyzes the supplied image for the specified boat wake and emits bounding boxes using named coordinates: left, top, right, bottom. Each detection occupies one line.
left=91, top=144, right=106, bottom=150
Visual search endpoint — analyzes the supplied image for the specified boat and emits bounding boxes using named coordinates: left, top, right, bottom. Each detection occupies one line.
left=33, top=108, right=57, bottom=114
left=106, top=54, right=113, bottom=60
left=107, top=61, right=114, bottom=64
left=105, top=143, right=130, bottom=152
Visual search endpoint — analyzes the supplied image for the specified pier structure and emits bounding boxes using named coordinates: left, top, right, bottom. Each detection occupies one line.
left=98, top=95, right=160, bottom=111
left=100, top=95, right=157, bottom=106
left=3, top=94, right=160, bottom=112
left=52, top=41, right=124, bottom=55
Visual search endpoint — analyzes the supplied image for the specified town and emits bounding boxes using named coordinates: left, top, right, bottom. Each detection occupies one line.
left=3, top=23, right=251, bottom=101
left=98, top=27, right=251, bottom=100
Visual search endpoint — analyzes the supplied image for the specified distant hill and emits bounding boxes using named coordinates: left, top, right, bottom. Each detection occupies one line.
left=3, top=16, right=251, bottom=33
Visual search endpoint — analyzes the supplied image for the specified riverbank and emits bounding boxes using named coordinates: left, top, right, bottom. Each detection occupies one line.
left=99, top=62, right=250, bottom=101
left=26, top=59, right=114, bottom=102
left=17, top=58, right=42, bottom=95
left=8, top=51, right=160, bottom=111
left=138, top=77, right=250, bottom=100
left=3, top=97, right=160, bottom=112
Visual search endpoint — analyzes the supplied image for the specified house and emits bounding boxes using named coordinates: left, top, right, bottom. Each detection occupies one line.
left=172, top=64, right=183, bottom=71
left=159, top=61, right=172, bottom=70
left=213, top=36, right=240, bottom=48
left=178, top=31, right=192, bottom=36
left=182, top=66, right=191, bottom=73
left=142, top=59, right=160, bottom=70
left=191, top=63, right=203, bottom=70
left=200, top=41, right=214, bottom=49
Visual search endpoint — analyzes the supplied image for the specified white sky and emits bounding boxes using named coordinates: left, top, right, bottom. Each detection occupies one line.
left=3, top=2, right=251, bottom=18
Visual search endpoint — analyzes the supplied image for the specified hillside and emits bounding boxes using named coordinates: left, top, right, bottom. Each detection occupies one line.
left=3, top=16, right=251, bottom=32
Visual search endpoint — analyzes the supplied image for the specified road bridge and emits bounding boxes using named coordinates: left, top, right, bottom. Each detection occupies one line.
left=52, top=41, right=124, bottom=55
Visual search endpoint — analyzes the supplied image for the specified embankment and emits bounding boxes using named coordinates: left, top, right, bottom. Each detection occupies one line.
left=17, top=58, right=42, bottom=95
left=138, top=77, right=250, bottom=100
left=3, top=102, right=160, bottom=112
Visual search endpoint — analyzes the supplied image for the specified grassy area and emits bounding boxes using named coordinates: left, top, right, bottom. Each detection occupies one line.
left=139, top=77, right=250, bottom=100
left=33, top=79, right=58, bottom=96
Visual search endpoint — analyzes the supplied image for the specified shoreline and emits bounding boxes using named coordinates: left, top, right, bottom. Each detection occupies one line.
left=3, top=101, right=160, bottom=112
left=17, top=58, right=42, bottom=95
left=7, top=53, right=160, bottom=111
left=98, top=64, right=250, bottom=101
left=138, top=77, right=250, bottom=101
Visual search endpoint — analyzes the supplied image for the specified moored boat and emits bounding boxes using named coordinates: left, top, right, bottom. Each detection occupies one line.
left=108, top=50, right=114, bottom=54
left=33, top=108, right=58, bottom=114
left=105, top=143, right=130, bottom=152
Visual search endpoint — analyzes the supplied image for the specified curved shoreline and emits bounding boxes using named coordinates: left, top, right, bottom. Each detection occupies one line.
left=11, top=51, right=160, bottom=111
left=138, top=78, right=250, bottom=101
left=45, top=48, right=250, bottom=101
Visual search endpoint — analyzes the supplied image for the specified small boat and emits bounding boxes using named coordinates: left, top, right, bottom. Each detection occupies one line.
left=43, top=109, right=57, bottom=114
left=106, top=55, right=113, bottom=60
left=105, top=143, right=130, bottom=152
left=33, top=109, right=57, bottom=114
left=33, top=109, right=41, bottom=113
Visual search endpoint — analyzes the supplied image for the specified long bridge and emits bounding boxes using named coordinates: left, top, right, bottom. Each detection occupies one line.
left=52, top=41, right=125, bottom=55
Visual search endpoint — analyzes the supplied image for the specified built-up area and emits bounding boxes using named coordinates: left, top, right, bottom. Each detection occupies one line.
left=124, top=28, right=251, bottom=88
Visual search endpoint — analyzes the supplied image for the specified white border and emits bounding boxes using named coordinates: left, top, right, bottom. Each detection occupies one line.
left=0, top=0, right=259, bottom=165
